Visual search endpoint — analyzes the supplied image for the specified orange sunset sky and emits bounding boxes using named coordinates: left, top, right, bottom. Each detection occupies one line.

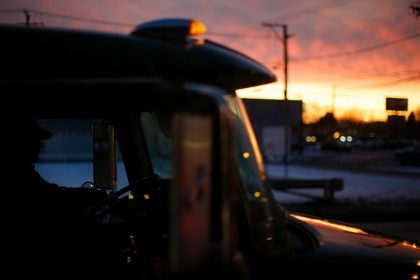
left=1, top=0, right=419, bottom=123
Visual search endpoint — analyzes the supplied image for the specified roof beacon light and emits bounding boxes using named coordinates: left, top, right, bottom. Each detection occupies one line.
left=131, top=18, right=206, bottom=41
left=188, top=19, right=206, bottom=36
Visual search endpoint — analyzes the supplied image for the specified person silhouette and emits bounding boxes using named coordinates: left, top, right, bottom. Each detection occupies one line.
left=0, top=117, right=107, bottom=276
left=3, top=118, right=106, bottom=224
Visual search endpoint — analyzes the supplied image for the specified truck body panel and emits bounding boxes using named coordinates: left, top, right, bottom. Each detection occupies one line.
left=1, top=19, right=419, bottom=279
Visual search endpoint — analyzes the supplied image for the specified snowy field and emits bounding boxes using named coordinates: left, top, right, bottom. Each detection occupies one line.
left=35, top=162, right=129, bottom=190
left=266, top=164, right=420, bottom=204
left=35, top=162, right=420, bottom=205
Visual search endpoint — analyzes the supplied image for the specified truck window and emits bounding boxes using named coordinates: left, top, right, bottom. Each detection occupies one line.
left=141, top=111, right=172, bottom=178
left=35, top=119, right=128, bottom=189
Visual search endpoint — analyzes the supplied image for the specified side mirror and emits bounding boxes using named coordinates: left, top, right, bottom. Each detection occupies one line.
left=92, top=122, right=117, bottom=191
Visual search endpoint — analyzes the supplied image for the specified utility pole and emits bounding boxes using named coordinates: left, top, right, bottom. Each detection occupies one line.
left=19, top=9, right=44, bottom=27
left=24, top=9, right=30, bottom=27
left=262, top=22, right=290, bottom=100
left=283, top=24, right=289, bottom=101
left=262, top=22, right=292, bottom=178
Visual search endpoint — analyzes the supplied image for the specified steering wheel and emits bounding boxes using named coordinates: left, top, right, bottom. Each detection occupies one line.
left=86, top=174, right=161, bottom=218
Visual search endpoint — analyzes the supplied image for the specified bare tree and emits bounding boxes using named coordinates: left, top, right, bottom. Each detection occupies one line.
left=414, top=106, right=420, bottom=121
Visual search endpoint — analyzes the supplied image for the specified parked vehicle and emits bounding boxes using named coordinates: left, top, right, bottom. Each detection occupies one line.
left=321, top=140, right=352, bottom=152
left=1, top=19, right=419, bottom=279
left=395, top=144, right=420, bottom=166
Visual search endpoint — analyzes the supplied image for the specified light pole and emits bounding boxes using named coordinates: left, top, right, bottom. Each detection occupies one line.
left=262, top=22, right=291, bottom=177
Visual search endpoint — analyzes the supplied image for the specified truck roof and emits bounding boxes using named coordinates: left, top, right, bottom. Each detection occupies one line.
left=0, top=20, right=276, bottom=91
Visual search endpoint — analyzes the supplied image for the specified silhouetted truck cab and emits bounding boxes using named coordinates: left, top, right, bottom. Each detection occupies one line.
left=1, top=19, right=419, bottom=279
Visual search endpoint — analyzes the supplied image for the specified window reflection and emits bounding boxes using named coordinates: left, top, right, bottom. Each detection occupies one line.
left=141, top=112, right=172, bottom=178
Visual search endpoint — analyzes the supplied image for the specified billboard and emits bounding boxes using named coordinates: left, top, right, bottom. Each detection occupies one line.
left=386, top=98, right=408, bottom=111
left=387, top=115, right=406, bottom=127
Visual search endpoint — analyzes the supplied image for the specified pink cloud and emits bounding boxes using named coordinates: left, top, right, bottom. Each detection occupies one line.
left=0, top=0, right=418, bottom=120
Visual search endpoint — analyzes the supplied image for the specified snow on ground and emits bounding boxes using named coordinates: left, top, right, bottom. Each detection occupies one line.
left=35, top=161, right=420, bottom=205
left=35, top=162, right=129, bottom=189
left=266, top=164, right=420, bottom=204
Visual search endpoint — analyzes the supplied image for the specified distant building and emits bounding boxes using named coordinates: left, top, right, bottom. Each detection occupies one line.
left=242, top=99, right=303, bottom=163
left=39, top=119, right=92, bottom=162
left=39, top=119, right=123, bottom=162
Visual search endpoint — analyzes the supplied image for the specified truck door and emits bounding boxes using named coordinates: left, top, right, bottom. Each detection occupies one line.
left=165, top=89, right=241, bottom=278
left=170, top=112, right=213, bottom=273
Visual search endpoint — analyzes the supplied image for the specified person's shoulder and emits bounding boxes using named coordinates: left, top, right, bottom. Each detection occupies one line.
left=28, top=168, right=62, bottom=190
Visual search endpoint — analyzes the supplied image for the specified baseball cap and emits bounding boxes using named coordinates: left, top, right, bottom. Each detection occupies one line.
left=25, top=119, right=53, bottom=140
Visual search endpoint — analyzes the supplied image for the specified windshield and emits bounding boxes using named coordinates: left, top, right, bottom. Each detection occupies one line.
left=223, top=95, right=271, bottom=200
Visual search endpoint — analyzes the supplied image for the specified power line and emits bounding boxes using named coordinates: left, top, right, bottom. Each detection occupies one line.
left=0, top=8, right=45, bottom=27
left=206, top=32, right=269, bottom=38
left=340, top=74, right=420, bottom=91
left=3, top=5, right=418, bottom=60
left=1, top=8, right=272, bottom=38
left=287, top=69, right=420, bottom=82
left=1, top=8, right=134, bottom=28
left=32, top=8, right=134, bottom=27
left=291, top=32, right=420, bottom=62
left=340, top=69, right=420, bottom=80
left=0, top=8, right=24, bottom=13
left=274, top=0, right=354, bottom=22
left=365, top=75, right=420, bottom=89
